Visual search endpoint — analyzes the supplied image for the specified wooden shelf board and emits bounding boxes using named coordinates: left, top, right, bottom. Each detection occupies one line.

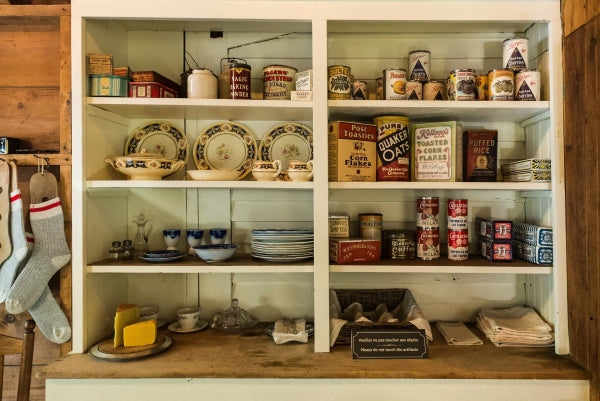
left=86, top=179, right=314, bottom=190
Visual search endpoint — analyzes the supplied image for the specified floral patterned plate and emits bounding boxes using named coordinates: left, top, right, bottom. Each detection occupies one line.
left=193, top=122, right=257, bottom=180
left=125, top=120, right=188, bottom=161
left=258, top=122, right=313, bottom=171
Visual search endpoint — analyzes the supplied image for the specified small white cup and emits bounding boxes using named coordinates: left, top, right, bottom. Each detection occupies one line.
left=176, top=306, right=201, bottom=331
left=252, top=160, right=282, bottom=181
left=209, top=228, right=228, bottom=245
left=163, top=229, right=181, bottom=251
left=287, top=160, right=314, bottom=181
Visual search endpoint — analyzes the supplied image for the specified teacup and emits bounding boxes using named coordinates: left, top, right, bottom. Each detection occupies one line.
left=252, top=160, right=282, bottom=181
left=287, top=160, right=314, bottom=181
left=163, top=229, right=181, bottom=250
left=209, top=228, right=228, bottom=245
left=176, top=306, right=201, bottom=331
left=186, top=229, right=204, bottom=255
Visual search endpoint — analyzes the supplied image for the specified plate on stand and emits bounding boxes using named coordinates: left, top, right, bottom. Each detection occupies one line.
left=258, top=122, right=313, bottom=171
left=125, top=120, right=187, bottom=161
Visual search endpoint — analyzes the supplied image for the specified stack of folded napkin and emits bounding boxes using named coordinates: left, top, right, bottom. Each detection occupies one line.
left=271, top=318, right=309, bottom=344
left=475, top=306, right=554, bottom=347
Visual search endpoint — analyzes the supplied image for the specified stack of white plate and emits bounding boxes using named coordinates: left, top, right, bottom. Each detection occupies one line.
left=251, top=229, right=314, bottom=262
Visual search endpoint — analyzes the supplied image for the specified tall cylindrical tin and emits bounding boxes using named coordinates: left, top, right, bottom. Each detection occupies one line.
left=408, top=50, right=431, bottom=81
left=263, top=64, right=297, bottom=100
left=328, top=65, right=352, bottom=99
left=383, top=68, right=408, bottom=100
left=488, top=68, right=514, bottom=101
left=515, top=69, right=540, bottom=101
left=476, top=74, right=489, bottom=100
left=374, top=115, right=410, bottom=181
left=447, top=229, right=469, bottom=261
left=416, top=196, right=440, bottom=228
left=230, top=62, right=252, bottom=99
left=359, top=213, right=383, bottom=242
left=423, top=80, right=445, bottom=100
left=417, top=227, right=440, bottom=260
left=384, top=230, right=416, bottom=260
left=329, top=212, right=351, bottom=238
left=447, top=198, right=468, bottom=230
left=448, top=69, right=476, bottom=100
left=406, top=80, right=423, bottom=100
left=187, top=69, right=218, bottom=99
left=503, top=37, right=529, bottom=71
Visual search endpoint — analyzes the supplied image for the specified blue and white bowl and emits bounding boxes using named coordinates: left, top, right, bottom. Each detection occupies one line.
left=194, top=244, right=238, bottom=262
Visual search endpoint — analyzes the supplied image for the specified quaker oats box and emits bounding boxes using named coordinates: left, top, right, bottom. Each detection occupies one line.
left=463, top=129, right=498, bottom=181
left=329, top=121, right=377, bottom=182
left=411, top=121, right=462, bottom=181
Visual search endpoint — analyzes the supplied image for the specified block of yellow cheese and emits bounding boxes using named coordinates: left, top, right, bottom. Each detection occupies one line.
left=123, top=319, right=157, bottom=347
left=113, top=304, right=140, bottom=348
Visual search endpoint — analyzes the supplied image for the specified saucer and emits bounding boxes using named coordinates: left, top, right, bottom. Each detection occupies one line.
left=167, top=319, right=209, bottom=333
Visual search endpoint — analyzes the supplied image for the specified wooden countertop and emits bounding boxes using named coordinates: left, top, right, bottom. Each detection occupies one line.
left=41, top=324, right=588, bottom=381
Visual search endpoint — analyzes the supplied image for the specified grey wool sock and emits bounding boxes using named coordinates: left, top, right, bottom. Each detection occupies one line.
left=0, top=190, right=29, bottom=302
left=6, top=197, right=71, bottom=314
left=28, top=286, right=71, bottom=344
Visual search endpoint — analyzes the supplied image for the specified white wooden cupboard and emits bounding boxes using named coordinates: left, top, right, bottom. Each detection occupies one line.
left=59, top=1, right=584, bottom=398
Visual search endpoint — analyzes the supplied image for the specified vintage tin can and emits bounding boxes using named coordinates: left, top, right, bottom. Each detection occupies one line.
left=263, top=64, right=297, bottom=100
left=329, top=238, right=381, bottom=263
left=447, top=199, right=468, bottom=230
left=376, top=77, right=383, bottom=100
left=503, top=37, right=529, bottom=71
left=488, top=68, right=514, bottom=101
left=383, top=68, right=408, bottom=100
left=328, top=65, right=352, bottom=99
left=423, top=80, right=445, bottom=100
left=329, top=212, right=351, bottom=238
left=384, top=230, right=416, bottom=260
left=448, top=69, right=476, bottom=100
left=406, top=80, right=423, bottom=100
left=476, top=74, right=489, bottom=100
left=373, top=115, right=411, bottom=181
left=515, top=69, right=540, bottom=101
left=230, top=62, right=251, bottom=99
left=416, top=196, right=439, bottom=228
left=353, top=80, right=368, bottom=100
left=408, top=50, right=431, bottom=81
left=359, top=213, right=383, bottom=242
left=447, top=229, right=469, bottom=261
left=417, top=227, right=440, bottom=260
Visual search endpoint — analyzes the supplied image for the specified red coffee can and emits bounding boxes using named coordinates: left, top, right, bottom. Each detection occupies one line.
left=417, top=227, right=440, bottom=260
left=447, top=198, right=468, bottom=230
left=417, top=196, right=439, bottom=228
left=447, top=229, right=469, bottom=261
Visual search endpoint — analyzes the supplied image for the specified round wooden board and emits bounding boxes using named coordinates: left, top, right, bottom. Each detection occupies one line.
left=89, top=334, right=172, bottom=361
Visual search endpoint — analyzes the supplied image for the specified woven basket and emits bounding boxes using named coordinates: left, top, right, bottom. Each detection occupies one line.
left=332, top=288, right=421, bottom=345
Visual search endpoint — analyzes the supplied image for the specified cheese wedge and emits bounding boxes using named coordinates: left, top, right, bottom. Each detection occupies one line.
left=123, top=319, right=157, bottom=347
left=113, top=304, right=140, bottom=348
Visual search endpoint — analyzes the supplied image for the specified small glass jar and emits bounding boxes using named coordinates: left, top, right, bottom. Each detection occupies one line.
left=121, top=239, right=134, bottom=260
left=108, top=241, right=123, bottom=262
left=187, top=69, right=217, bottom=99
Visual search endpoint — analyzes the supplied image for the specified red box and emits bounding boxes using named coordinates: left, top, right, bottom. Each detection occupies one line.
left=481, top=239, right=512, bottom=262
left=129, top=82, right=179, bottom=98
left=131, top=70, right=181, bottom=92
left=476, top=217, right=512, bottom=241
left=329, top=238, right=381, bottom=264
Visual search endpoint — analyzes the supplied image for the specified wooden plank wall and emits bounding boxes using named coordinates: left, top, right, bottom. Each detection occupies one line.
left=562, top=1, right=600, bottom=401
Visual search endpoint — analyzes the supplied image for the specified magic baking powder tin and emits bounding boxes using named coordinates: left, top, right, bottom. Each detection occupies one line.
left=408, top=50, right=431, bottom=81
left=488, top=68, right=514, bottom=101
left=383, top=68, right=408, bottom=100
left=448, top=69, right=476, bottom=100
left=230, top=62, right=251, bottom=99
left=503, top=37, right=529, bottom=71
left=515, top=69, right=540, bottom=101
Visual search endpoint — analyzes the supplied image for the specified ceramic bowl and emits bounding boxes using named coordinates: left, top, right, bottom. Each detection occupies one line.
left=193, top=244, right=239, bottom=262
left=105, top=153, right=185, bottom=180
left=187, top=169, right=241, bottom=181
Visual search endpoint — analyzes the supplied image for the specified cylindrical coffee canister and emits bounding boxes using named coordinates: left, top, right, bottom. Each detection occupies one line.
left=376, top=77, right=383, bottom=100
left=359, top=213, right=383, bottom=242
left=263, top=64, right=297, bottom=100
left=328, top=65, right=352, bottom=99
left=187, top=69, right=218, bottom=99
left=384, top=230, right=416, bottom=260
left=515, top=69, right=540, bottom=101
left=416, top=196, right=439, bottom=228
left=488, top=68, right=515, bottom=101
left=417, top=227, right=440, bottom=260
left=383, top=68, right=408, bottom=100
left=447, top=229, right=469, bottom=261
left=230, top=62, right=252, bottom=99
left=448, top=69, right=476, bottom=100
left=329, top=212, right=351, bottom=238
left=503, top=37, right=529, bottom=71
left=423, top=80, right=446, bottom=100
left=476, top=74, right=489, bottom=100
left=353, top=80, right=368, bottom=100
left=408, top=50, right=431, bottom=81
left=373, top=115, right=411, bottom=181
left=447, top=199, right=468, bottom=230
left=406, top=80, right=423, bottom=100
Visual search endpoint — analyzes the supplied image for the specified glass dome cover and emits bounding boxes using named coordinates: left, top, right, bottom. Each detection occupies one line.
left=212, top=298, right=259, bottom=332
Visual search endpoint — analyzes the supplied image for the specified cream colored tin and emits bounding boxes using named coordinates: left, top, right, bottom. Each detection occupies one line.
left=503, top=37, right=529, bottom=71
left=423, top=80, right=445, bottom=100
left=406, top=80, right=423, bottom=100
left=383, top=68, right=408, bottom=100
left=408, top=50, right=431, bottom=81
left=263, top=64, right=297, bottom=100
left=515, top=69, right=540, bottom=101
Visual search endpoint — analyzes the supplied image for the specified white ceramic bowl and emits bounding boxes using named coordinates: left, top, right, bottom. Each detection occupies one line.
left=106, top=153, right=185, bottom=180
left=193, top=244, right=239, bottom=262
left=187, top=169, right=241, bottom=181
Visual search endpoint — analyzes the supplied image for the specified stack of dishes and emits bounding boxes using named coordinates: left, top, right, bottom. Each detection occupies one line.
left=251, top=229, right=314, bottom=262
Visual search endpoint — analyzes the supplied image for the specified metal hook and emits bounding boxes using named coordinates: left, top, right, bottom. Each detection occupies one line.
left=33, top=154, right=48, bottom=175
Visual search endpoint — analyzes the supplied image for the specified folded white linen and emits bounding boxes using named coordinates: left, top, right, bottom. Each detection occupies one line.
left=436, top=321, right=482, bottom=345
left=479, top=306, right=552, bottom=333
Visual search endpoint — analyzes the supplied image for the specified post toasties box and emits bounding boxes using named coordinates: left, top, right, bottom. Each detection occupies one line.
left=463, top=129, right=498, bottom=181
left=329, top=121, right=377, bottom=182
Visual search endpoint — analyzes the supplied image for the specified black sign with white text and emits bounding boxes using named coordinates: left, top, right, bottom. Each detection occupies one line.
left=351, top=329, right=428, bottom=359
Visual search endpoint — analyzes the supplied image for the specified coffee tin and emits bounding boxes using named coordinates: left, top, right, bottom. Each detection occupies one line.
left=448, top=69, right=476, bottom=100
left=488, top=68, right=514, bottom=100
left=373, top=115, right=411, bottom=181
left=383, top=68, right=408, bottom=100
left=476, top=74, right=489, bottom=100
left=447, top=229, right=469, bottom=261
left=376, top=77, right=383, bottom=100
left=359, top=213, right=383, bottom=242
left=230, top=62, right=251, bottom=99
left=406, top=80, right=423, bottom=100
left=384, top=230, right=416, bottom=260
left=263, top=64, right=297, bottom=100
left=408, top=50, right=431, bottom=81
left=423, top=80, right=445, bottom=100
left=417, top=227, right=440, bottom=260
left=503, top=37, right=529, bottom=71
left=515, top=69, right=540, bottom=101
left=447, top=199, right=468, bottom=230
left=416, top=196, right=439, bottom=228
left=328, top=65, right=352, bottom=99
left=353, top=80, right=368, bottom=100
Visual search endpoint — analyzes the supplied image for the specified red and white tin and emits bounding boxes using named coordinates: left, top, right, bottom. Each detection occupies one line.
left=408, top=50, right=431, bottom=81
left=503, top=37, right=529, bottom=71
left=447, top=229, right=469, bottom=261
left=447, top=198, right=468, bottom=230
left=515, top=69, right=540, bottom=101
left=383, top=68, right=408, bottom=100
left=417, top=227, right=440, bottom=260
left=406, top=80, right=423, bottom=100
left=416, top=196, right=439, bottom=228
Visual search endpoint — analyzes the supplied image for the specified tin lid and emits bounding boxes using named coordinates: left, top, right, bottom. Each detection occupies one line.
left=487, top=68, right=514, bottom=74
left=231, top=62, right=251, bottom=70
left=409, top=49, right=431, bottom=54
left=451, top=69, right=476, bottom=74
left=263, top=64, right=298, bottom=72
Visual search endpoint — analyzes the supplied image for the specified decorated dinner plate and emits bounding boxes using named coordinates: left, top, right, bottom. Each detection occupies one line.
left=125, top=121, right=188, bottom=161
left=258, top=123, right=313, bottom=171
left=193, top=122, right=257, bottom=179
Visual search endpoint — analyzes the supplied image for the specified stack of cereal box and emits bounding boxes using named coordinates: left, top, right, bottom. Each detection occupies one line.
left=501, top=158, right=551, bottom=182
left=512, top=222, right=553, bottom=264
left=476, top=217, right=513, bottom=262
